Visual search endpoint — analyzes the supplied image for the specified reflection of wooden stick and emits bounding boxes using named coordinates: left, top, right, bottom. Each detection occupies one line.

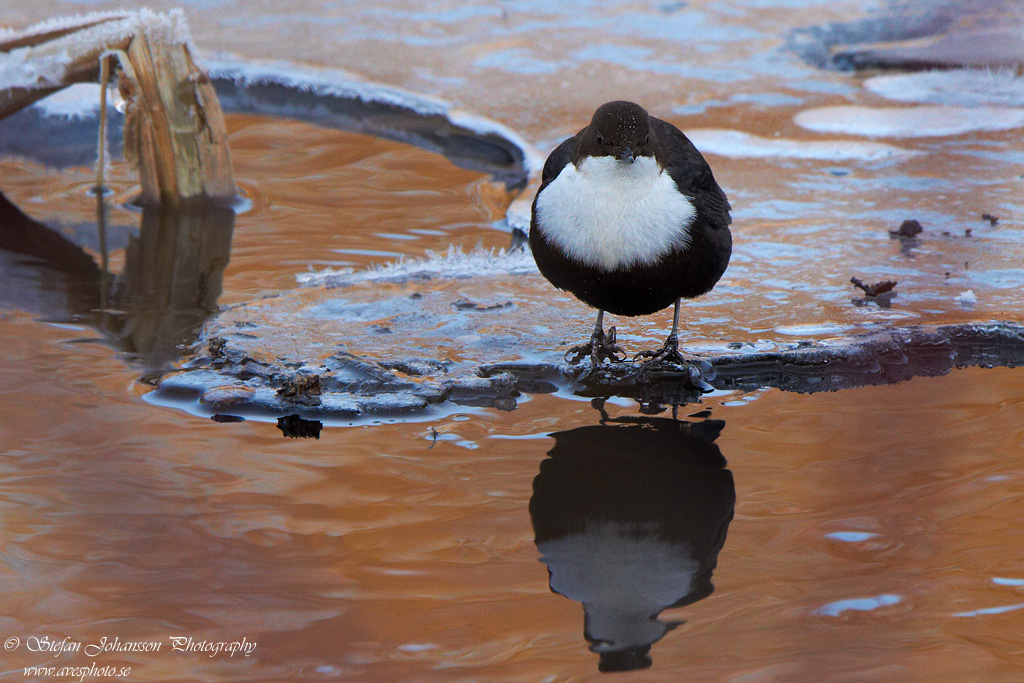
left=95, top=193, right=110, bottom=329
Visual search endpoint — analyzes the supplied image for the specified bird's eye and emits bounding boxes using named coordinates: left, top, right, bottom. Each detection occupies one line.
left=596, top=133, right=606, bottom=145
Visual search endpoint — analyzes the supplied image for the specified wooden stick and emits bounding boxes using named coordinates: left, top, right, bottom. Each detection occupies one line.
left=95, top=54, right=111, bottom=194
left=2, top=11, right=237, bottom=206
left=119, top=32, right=236, bottom=205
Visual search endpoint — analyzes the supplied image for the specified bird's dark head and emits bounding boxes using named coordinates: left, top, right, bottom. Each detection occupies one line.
left=578, top=101, right=662, bottom=166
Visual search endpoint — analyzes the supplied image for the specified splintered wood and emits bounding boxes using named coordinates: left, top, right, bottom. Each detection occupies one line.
left=120, top=34, right=236, bottom=205
left=0, top=10, right=236, bottom=207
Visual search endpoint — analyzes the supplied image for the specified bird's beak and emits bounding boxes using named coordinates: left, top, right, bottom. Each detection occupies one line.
left=617, top=147, right=635, bottom=164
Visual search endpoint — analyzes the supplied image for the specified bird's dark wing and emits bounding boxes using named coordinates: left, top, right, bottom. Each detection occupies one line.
left=651, top=117, right=732, bottom=230
left=537, top=131, right=581, bottom=193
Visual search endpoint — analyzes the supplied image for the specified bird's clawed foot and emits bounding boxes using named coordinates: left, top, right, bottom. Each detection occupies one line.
left=565, top=326, right=627, bottom=366
left=633, top=332, right=688, bottom=376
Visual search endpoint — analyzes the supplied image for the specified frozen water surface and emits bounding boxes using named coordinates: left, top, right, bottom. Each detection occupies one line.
left=864, top=69, right=1024, bottom=108
left=2, top=0, right=1024, bottom=681
left=795, top=105, right=1024, bottom=138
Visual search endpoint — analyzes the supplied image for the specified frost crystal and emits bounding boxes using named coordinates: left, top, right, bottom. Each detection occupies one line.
left=954, top=290, right=978, bottom=306
left=0, top=10, right=193, bottom=91
left=297, top=245, right=538, bottom=287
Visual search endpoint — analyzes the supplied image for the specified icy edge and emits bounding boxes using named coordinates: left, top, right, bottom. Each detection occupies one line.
left=0, top=10, right=131, bottom=41
left=205, top=55, right=543, bottom=175
left=297, top=245, right=539, bottom=287
left=0, top=9, right=193, bottom=90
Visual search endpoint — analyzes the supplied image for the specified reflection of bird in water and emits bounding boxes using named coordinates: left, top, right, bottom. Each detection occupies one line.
left=530, top=415, right=735, bottom=673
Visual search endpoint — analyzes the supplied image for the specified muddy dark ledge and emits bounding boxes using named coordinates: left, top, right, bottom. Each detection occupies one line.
left=789, top=0, right=1024, bottom=71
left=484, top=323, right=1024, bottom=399
left=707, top=323, right=1024, bottom=393
left=156, top=322, right=1024, bottom=422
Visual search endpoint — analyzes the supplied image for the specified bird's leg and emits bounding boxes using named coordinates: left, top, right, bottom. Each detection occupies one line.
left=634, top=298, right=688, bottom=370
left=565, top=310, right=626, bottom=365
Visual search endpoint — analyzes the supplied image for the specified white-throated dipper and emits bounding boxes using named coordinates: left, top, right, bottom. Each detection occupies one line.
left=530, top=101, right=732, bottom=369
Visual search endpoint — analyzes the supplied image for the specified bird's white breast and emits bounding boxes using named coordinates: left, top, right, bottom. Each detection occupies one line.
left=534, top=155, right=696, bottom=271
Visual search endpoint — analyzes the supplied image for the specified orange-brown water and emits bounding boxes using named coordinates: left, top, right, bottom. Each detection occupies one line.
left=4, top=308, right=1024, bottom=681
left=2, top=113, right=1024, bottom=681
left=4, top=0, right=1024, bottom=677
